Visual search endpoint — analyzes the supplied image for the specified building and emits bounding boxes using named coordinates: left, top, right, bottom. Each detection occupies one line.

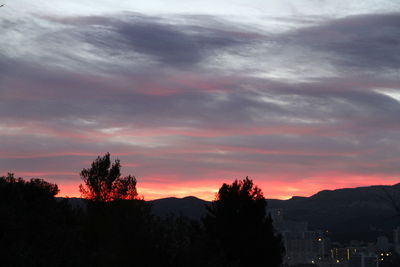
left=376, top=235, right=391, bottom=252
left=284, top=230, right=326, bottom=266
left=348, top=253, right=378, bottom=267
left=268, top=208, right=328, bottom=266
left=393, top=226, right=400, bottom=255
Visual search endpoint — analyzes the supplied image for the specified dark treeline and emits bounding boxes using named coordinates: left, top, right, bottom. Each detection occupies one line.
left=0, top=153, right=284, bottom=267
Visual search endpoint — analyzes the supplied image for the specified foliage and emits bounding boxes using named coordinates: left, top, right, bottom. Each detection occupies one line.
left=0, top=173, right=82, bottom=266
left=0, top=172, right=59, bottom=198
left=0, top=171, right=284, bottom=266
left=204, top=177, right=285, bottom=267
left=82, top=199, right=157, bottom=266
left=79, top=153, right=138, bottom=202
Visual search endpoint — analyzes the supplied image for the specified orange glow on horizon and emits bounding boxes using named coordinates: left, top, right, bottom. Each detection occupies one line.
left=5, top=170, right=399, bottom=201
left=56, top=175, right=400, bottom=201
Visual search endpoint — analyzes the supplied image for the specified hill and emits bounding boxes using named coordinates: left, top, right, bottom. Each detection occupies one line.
left=149, top=196, right=209, bottom=220
left=268, top=184, right=400, bottom=232
left=61, top=184, right=400, bottom=241
left=149, top=184, right=400, bottom=241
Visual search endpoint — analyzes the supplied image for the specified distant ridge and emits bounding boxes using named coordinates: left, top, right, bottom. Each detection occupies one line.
left=149, top=196, right=210, bottom=220
left=60, top=184, right=400, bottom=241
left=149, top=184, right=400, bottom=241
left=267, top=183, right=400, bottom=241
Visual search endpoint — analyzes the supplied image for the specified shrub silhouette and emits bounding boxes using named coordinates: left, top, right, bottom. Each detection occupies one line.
left=204, top=177, right=285, bottom=267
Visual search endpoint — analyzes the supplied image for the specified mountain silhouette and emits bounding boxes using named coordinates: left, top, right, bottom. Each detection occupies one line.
left=149, top=196, right=209, bottom=220
left=60, top=184, right=400, bottom=242
left=149, top=184, right=400, bottom=242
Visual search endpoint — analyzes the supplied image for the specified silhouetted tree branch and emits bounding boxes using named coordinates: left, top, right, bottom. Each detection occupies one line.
left=79, top=153, right=138, bottom=202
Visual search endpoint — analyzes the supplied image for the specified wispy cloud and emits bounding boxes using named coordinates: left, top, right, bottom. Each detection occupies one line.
left=1, top=7, right=399, bottom=199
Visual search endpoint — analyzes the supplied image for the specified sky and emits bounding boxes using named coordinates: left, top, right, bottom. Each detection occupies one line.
left=1, top=0, right=400, bottom=200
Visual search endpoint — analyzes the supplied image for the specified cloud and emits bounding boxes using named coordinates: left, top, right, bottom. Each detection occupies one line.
left=37, top=13, right=259, bottom=69
left=1, top=11, right=400, bottom=199
left=279, top=13, right=400, bottom=72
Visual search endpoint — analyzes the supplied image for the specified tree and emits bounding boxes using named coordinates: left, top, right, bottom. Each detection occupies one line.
left=0, top=173, right=81, bottom=266
left=0, top=173, right=59, bottom=199
left=79, top=153, right=138, bottom=202
left=204, top=177, right=284, bottom=267
left=78, top=154, right=159, bottom=266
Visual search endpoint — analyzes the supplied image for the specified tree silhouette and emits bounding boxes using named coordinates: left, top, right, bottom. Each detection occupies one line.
left=0, top=173, right=82, bottom=266
left=78, top=154, right=158, bottom=266
left=204, top=177, right=284, bottom=267
left=0, top=172, right=59, bottom=199
left=79, top=153, right=138, bottom=202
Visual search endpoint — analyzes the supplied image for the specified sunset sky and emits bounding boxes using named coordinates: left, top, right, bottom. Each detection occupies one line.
left=1, top=0, right=400, bottom=200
